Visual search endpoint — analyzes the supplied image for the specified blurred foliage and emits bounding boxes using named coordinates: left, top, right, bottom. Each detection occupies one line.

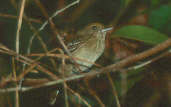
left=148, top=5, right=171, bottom=35
left=112, top=25, right=168, bottom=45
left=0, top=0, right=170, bottom=107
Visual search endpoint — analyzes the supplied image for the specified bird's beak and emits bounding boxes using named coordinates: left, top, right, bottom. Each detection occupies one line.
left=102, top=27, right=113, bottom=32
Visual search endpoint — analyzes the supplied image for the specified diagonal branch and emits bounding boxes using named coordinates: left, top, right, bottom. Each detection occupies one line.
left=0, top=38, right=170, bottom=93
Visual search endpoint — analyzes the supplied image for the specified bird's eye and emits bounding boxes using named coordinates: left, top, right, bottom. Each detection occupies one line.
left=92, top=25, right=98, bottom=30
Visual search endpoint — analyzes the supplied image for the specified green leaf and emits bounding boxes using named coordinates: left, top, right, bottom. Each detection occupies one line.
left=148, top=5, right=171, bottom=32
left=150, top=0, right=161, bottom=7
left=112, top=25, right=168, bottom=45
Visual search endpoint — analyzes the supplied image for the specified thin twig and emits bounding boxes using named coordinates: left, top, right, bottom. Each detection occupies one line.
left=128, top=51, right=170, bottom=71
left=0, top=39, right=170, bottom=92
left=12, top=58, right=20, bottom=107
left=101, top=38, right=171, bottom=72
left=27, top=0, right=80, bottom=54
left=107, top=73, right=120, bottom=107
left=67, top=86, right=91, bottom=107
left=0, top=44, right=59, bottom=80
left=28, top=53, right=102, bottom=67
left=24, top=19, right=58, bottom=71
left=84, top=79, right=105, bottom=107
left=60, top=49, right=69, bottom=107
left=0, top=13, right=42, bottom=23
left=15, top=0, right=26, bottom=54
left=33, top=0, right=82, bottom=72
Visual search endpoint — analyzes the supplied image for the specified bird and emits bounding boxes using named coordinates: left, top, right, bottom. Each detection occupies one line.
left=59, top=23, right=113, bottom=75
left=49, top=23, right=113, bottom=105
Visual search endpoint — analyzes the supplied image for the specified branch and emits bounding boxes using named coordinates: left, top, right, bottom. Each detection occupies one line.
left=0, top=38, right=170, bottom=93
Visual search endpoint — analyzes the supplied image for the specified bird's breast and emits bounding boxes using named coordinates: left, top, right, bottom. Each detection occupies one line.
left=71, top=37, right=105, bottom=71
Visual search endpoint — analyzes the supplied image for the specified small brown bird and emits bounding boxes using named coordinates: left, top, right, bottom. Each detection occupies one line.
left=60, top=23, right=113, bottom=75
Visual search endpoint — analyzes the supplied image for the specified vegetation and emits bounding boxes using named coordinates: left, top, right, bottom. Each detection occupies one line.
left=0, top=0, right=170, bottom=107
